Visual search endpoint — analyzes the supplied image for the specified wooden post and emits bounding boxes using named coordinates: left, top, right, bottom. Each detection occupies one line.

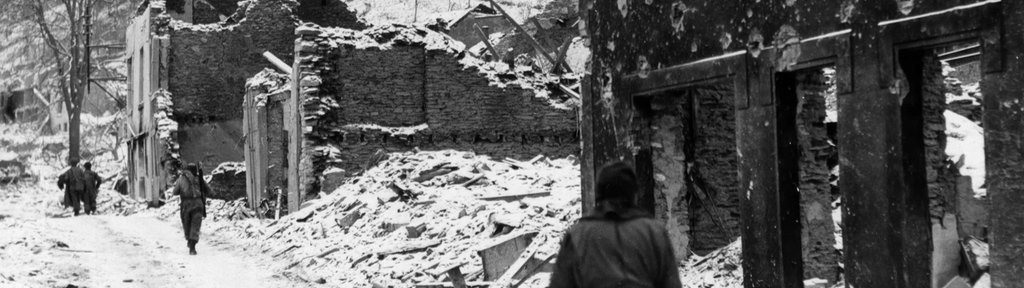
left=473, top=24, right=502, bottom=60
left=487, top=0, right=571, bottom=73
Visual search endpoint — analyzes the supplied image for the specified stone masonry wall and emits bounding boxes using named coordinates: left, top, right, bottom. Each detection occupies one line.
left=294, top=25, right=579, bottom=196
left=424, top=51, right=577, bottom=135
left=688, top=85, right=741, bottom=255
left=167, top=0, right=298, bottom=122
left=796, top=71, right=839, bottom=282
left=923, top=55, right=959, bottom=220
left=329, top=47, right=427, bottom=126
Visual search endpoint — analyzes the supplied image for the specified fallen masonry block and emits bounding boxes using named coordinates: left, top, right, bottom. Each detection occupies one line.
left=406, top=219, right=427, bottom=238
left=489, top=212, right=525, bottom=228
left=335, top=210, right=363, bottom=229
left=381, top=211, right=412, bottom=234
left=320, top=167, right=347, bottom=193
left=476, top=231, right=538, bottom=280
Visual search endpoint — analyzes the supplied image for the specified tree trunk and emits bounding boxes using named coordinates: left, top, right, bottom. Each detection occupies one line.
left=68, top=110, right=81, bottom=161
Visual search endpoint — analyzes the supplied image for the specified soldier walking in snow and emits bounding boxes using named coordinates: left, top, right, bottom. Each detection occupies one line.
left=57, top=158, right=87, bottom=216
left=549, top=161, right=682, bottom=288
left=82, top=162, right=101, bottom=215
left=170, top=162, right=208, bottom=255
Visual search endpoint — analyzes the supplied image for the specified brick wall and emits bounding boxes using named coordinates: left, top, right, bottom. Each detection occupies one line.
left=796, top=70, right=839, bottom=281
left=167, top=0, right=297, bottom=122
left=328, top=47, right=427, bottom=126
left=689, top=84, right=741, bottom=255
left=294, top=24, right=579, bottom=196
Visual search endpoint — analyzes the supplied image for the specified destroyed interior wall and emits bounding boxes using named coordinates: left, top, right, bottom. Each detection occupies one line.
left=166, top=0, right=297, bottom=172
left=164, top=0, right=364, bottom=173
left=127, top=0, right=365, bottom=202
left=293, top=25, right=579, bottom=198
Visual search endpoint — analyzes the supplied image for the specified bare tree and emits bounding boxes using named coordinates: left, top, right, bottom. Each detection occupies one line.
left=1, top=0, right=130, bottom=161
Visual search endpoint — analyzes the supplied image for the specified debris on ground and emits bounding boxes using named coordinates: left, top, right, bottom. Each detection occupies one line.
left=209, top=149, right=581, bottom=287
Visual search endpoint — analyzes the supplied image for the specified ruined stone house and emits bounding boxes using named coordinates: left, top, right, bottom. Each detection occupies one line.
left=580, top=0, right=1021, bottom=287
left=123, top=0, right=364, bottom=202
left=243, top=24, right=580, bottom=212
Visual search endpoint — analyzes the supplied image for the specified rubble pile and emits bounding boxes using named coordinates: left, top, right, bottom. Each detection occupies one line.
left=221, top=149, right=581, bottom=287
left=679, top=239, right=742, bottom=288
left=95, top=191, right=149, bottom=216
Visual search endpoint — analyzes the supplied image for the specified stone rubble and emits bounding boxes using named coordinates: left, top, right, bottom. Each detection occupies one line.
left=212, top=149, right=582, bottom=287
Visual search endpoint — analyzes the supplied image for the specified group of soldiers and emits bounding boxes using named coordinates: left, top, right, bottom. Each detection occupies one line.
left=57, top=157, right=102, bottom=216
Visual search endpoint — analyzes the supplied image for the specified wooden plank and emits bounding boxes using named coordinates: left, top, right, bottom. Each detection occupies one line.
left=476, top=231, right=537, bottom=280
left=510, top=253, right=556, bottom=288
left=550, top=38, right=572, bottom=73
left=286, top=62, right=301, bottom=214
left=493, top=243, right=539, bottom=286
left=473, top=24, right=502, bottom=60
left=477, top=191, right=550, bottom=202
left=446, top=267, right=467, bottom=288
left=486, top=0, right=570, bottom=73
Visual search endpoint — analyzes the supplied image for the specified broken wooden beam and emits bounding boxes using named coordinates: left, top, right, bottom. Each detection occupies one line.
left=510, top=253, right=556, bottom=288
left=551, top=38, right=572, bottom=73
left=476, top=231, right=538, bottom=280
left=474, top=24, right=502, bottom=60
left=486, top=0, right=571, bottom=73
left=494, top=244, right=539, bottom=286
left=557, top=84, right=580, bottom=99
left=478, top=191, right=551, bottom=202
left=284, top=247, right=341, bottom=270
left=262, top=51, right=293, bottom=74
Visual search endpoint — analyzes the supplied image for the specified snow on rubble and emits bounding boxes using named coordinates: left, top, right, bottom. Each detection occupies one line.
left=205, top=149, right=581, bottom=287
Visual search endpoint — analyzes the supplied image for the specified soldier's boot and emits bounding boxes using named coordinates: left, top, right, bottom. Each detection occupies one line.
left=187, top=240, right=197, bottom=255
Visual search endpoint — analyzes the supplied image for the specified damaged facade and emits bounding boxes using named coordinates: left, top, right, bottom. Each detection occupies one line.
left=124, top=0, right=364, bottom=202
left=244, top=24, right=580, bottom=212
left=581, top=0, right=1022, bottom=287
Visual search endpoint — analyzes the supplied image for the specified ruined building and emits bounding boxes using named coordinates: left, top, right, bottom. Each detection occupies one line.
left=124, top=0, right=365, bottom=202
left=243, top=24, right=579, bottom=212
left=580, top=0, right=1021, bottom=287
